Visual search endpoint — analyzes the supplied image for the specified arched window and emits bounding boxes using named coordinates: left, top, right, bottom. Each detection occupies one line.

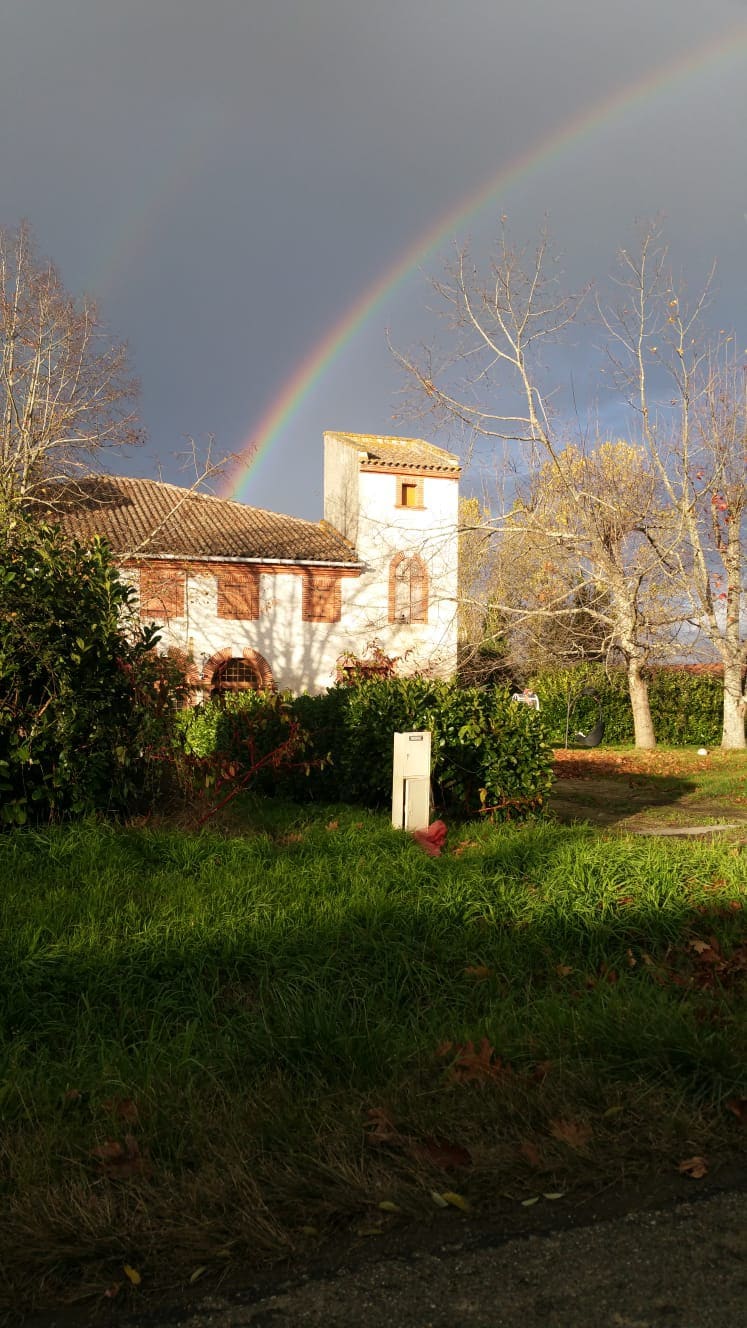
left=210, top=657, right=261, bottom=698
left=389, top=553, right=428, bottom=624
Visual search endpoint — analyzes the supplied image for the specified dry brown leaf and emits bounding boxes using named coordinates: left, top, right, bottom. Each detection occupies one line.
left=556, top=964, right=573, bottom=978
left=678, top=1155, right=708, bottom=1178
left=549, top=1119, right=592, bottom=1150
left=464, top=965, right=492, bottom=980
left=726, top=1097, right=747, bottom=1126
left=364, top=1107, right=404, bottom=1146
left=412, top=1135, right=473, bottom=1170
left=91, top=1134, right=150, bottom=1179
left=518, top=1139, right=543, bottom=1169
left=438, top=1037, right=510, bottom=1084
left=102, top=1097, right=139, bottom=1124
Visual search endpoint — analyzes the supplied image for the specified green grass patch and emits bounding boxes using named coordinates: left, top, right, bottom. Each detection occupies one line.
left=1, top=802, right=745, bottom=1313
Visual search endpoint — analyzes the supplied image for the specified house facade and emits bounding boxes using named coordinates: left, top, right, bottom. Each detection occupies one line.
left=50, top=432, right=460, bottom=697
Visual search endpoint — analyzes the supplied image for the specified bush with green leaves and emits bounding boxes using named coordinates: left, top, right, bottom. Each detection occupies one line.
left=0, top=518, right=180, bottom=825
left=178, top=678, right=554, bottom=818
left=528, top=663, right=724, bottom=747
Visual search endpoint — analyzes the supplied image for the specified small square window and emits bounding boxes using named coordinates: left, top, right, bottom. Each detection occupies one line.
left=396, top=477, right=423, bottom=508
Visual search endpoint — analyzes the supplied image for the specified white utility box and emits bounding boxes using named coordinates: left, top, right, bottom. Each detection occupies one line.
left=391, top=730, right=432, bottom=831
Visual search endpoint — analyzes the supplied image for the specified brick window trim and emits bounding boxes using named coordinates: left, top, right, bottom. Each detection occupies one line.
left=395, top=476, right=425, bottom=509
left=202, top=647, right=274, bottom=692
left=388, top=552, right=428, bottom=625
left=302, top=572, right=342, bottom=623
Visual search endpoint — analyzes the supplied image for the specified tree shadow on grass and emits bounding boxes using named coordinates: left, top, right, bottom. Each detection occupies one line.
left=547, top=750, right=739, bottom=832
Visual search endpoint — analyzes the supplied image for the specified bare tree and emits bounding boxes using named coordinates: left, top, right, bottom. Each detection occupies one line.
left=492, top=441, right=684, bottom=740
left=394, top=229, right=676, bottom=746
left=600, top=230, right=747, bottom=748
left=0, top=221, right=142, bottom=508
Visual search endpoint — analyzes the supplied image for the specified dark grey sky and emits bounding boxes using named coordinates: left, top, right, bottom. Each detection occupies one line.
left=1, top=1, right=745, bottom=516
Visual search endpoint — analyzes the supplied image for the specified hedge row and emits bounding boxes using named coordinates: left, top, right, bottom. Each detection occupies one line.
left=176, top=678, right=554, bottom=818
left=527, top=663, right=724, bottom=746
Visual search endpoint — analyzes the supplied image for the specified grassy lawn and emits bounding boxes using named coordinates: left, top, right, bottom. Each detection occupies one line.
left=1, top=751, right=745, bottom=1314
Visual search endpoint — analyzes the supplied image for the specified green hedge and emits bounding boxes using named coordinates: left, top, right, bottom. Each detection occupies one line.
left=177, top=678, right=554, bottom=818
left=527, top=663, right=724, bottom=746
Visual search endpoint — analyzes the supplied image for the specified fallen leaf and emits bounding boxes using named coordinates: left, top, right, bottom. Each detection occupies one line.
left=378, top=1200, right=401, bottom=1213
left=440, top=1191, right=470, bottom=1212
left=301, top=1226, right=319, bottom=1237
left=91, top=1134, right=150, bottom=1179
left=464, top=965, right=492, bottom=980
left=189, top=1267, right=208, bottom=1284
left=326, top=819, right=339, bottom=831
left=726, top=1097, right=747, bottom=1125
left=549, top=1119, right=593, bottom=1150
left=521, top=1195, right=540, bottom=1207
left=430, top=1190, right=449, bottom=1208
left=365, top=1107, right=404, bottom=1146
left=602, top=1105, right=624, bottom=1119
left=356, top=1225, right=383, bottom=1237
left=412, top=1136, right=473, bottom=1170
left=102, top=1097, right=139, bottom=1124
left=556, top=964, right=573, bottom=978
left=685, top=940, right=717, bottom=961
left=518, top=1139, right=543, bottom=1169
left=542, top=1192, right=565, bottom=1200
left=438, top=1037, right=510, bottom=1084
left=123, top=1265, right=141, bottom=1286
left=678, top=1155, right=708, bottom=1178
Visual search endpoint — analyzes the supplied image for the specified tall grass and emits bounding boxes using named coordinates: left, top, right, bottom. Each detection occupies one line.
left=0, top=806, right=744, bottom=1312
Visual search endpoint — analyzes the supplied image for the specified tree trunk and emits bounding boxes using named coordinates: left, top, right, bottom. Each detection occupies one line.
left=627, top=662, right=656, bottom=748
left=721, top=662, right=746, bottom=750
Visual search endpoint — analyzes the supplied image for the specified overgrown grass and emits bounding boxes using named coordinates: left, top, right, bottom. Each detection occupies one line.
left=1, top=802, right=745, bottom=1314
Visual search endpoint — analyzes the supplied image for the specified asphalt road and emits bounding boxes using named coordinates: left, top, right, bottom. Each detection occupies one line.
left=113, top=1189, right=746, bottom=1328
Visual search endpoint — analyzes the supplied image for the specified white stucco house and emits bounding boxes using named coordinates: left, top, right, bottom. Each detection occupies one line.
left=50, top=431, right=460, bottom=697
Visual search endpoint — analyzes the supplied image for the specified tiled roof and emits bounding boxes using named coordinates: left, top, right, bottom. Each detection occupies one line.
left=38, top=476, right=359, bottom=564
left=327, top=431, right=460, bottom=473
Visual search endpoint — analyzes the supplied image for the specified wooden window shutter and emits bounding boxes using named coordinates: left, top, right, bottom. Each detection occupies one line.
left=139, top=564, right=185, bottom=621
left=217, top=568, right=259, bottom=620
left=302, top=572, right=341, bottom=623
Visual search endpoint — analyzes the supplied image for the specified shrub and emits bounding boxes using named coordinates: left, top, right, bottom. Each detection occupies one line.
left=177, top=678, right=554, bottom=819
left=0, top=519, right=181, bottom=825
left=528, top=663, right=724, bottom=746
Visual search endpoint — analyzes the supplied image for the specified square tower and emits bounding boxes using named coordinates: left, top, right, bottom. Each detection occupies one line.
left=323, top=431, right=460, bottom=676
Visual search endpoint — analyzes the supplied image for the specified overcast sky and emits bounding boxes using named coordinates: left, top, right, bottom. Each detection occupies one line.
left=1, top=1, right=745, bottom=517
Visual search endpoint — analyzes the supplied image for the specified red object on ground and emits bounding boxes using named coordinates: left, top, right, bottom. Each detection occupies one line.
left=412, top=819, right=448, bottom=856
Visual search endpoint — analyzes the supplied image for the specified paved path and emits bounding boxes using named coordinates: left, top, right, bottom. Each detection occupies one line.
left=118, top=1190, right=746, bottom=1328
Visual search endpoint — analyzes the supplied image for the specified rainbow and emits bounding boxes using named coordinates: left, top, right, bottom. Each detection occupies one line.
left=224, top=18, right=747, bottom=503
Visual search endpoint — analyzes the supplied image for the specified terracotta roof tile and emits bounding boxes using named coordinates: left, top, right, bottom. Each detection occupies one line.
left=326, top=431, right=460, bottom=473
left=38, top=476, right=359, bottom=565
